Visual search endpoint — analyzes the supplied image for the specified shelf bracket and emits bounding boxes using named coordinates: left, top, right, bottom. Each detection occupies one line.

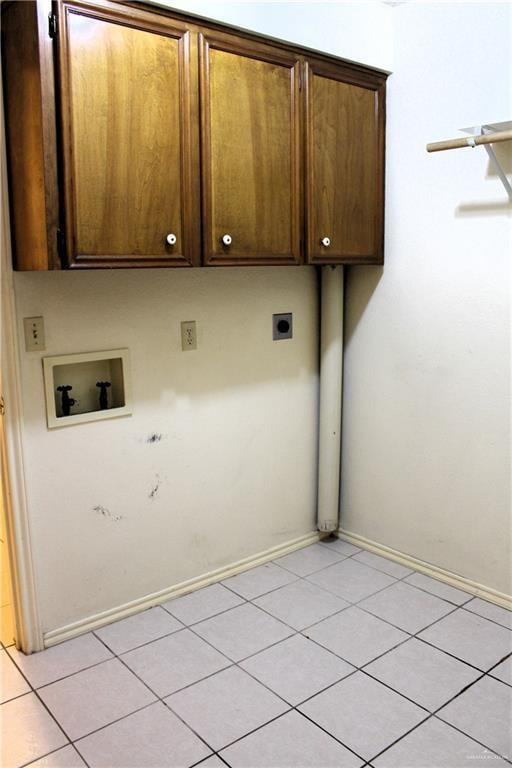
left=479, top=125, right=512, bottom=202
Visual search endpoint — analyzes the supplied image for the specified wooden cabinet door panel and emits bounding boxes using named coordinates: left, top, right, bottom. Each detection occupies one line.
left=306, top=62, right=385, bottom=264
left=57, top=1, right=199, bottom=267
left=200, top=34, right=302, bottom=265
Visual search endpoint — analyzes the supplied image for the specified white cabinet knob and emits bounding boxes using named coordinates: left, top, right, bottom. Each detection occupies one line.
left=321, top=237, right=331, bottom=247
left=222, top=234, right=232, bottom=246
left=166, top=233, right=177, bottom=246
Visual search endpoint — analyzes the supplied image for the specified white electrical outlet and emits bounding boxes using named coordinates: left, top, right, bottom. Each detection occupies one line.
left=23, top=316, right=45, bottom=351
left=181, top=320, right=197, bottom=351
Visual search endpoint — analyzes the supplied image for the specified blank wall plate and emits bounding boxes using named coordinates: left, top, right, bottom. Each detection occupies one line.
left=23, top=316, right=45, bottom=351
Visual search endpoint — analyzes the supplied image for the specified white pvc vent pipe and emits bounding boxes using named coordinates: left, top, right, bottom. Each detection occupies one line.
left=317, top=266, right=343, bottom=533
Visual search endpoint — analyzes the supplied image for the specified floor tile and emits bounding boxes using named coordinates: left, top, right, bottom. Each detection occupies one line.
left=464, top=597, right=512, bottom=629
left=353, top=550, right=413, bottom=579
left=220, top=710, right=363, bottom=767
left=240, top=634, right=354, bottom=705
left=438, top=676, right=512, bottom=760
left=373, top=716, right=509, bottom=767
left=7, top=634, right=112, bottom=689
left=38, top=658, right=156, bottom=741
left=94, top=607, right=182, bottom=655
left=365, top=637, right=481, bottom=711
left=307, top=559, right=396, bottom=603
left=489, top=655, right=512, bottom=685
left=319, top=538, right=362, bottom=556
left=298, top=671, right=427, bottom=762
left=75, top=701, right=211, bottom=768
left=165, top=666, right=289, bottom=751
left=192, top=603, right=293, bottom=662
left=305, top=606, right=408, bottom=667
left=121, top=628, right=230, bottom=697
left=404, top=573, right=472, bottom=605
left=359, top=582, right=454, bottom=634
left=1, top=692, right=67, bottom=768
left=163, top=583, right=244, bottom=625
left=254, top=579, right=348, bottom=630
left=222, top=563, right=298, bottom=600
left=221, top=562, right=297, bottom=600
left=274, top=543, right=345, bottom=576
left=25, top=745, right=87, bottom=768
left=1, top=648, right=30, bottom=702
left=418, top=609, right=512, bottom=670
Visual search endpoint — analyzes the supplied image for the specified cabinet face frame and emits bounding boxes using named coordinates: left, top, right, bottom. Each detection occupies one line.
left=304, top=57, right=386, bottom=265
left=1, top=0, right=60, bottom=270
left=55, top=0, right=201, bottom=268
left=198, top=30, right=303, bottom=266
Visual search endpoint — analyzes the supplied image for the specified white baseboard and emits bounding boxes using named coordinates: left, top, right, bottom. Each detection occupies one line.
left=43, top=530, right=322, bottom=648
left=338, top=528, right=512, bottom=610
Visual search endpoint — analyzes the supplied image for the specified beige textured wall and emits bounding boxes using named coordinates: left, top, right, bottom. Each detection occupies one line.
left=8, top=1, right=393, bottom=637
left=14, top=268, right=318, bottom=631
left=341, top=2, right=512, bottom=595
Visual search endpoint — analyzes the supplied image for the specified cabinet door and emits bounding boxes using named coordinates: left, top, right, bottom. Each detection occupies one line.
left=200, top=33, right=302, bottom=265
left=57, top=1, right=200, bottom=267
left=305, top=61, right=386, bottom=264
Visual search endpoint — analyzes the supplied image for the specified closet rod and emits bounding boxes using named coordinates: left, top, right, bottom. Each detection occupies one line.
left=426, top=129, right=512, bottom=153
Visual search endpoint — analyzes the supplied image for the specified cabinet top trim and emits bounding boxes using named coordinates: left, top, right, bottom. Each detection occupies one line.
left=125, top=0, right=390, bottom=81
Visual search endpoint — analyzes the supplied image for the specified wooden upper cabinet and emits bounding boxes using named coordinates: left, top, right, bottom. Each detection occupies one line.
left=56, top=1, right=200, bottom=267
left=199, top=33, right=302, bottom=265
left=305, top=60, right=386, bottom=265
left=2, top=0, right=387, bottom=270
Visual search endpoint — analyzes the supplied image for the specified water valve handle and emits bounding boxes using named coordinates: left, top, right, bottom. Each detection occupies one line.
left=56, top=385, right=77, bottom=417
left=96, top=381, right=111, bottom=410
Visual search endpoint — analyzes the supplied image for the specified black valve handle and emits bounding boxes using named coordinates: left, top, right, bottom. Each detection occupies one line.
left=57, top=385, right=77, bottom=416
left=96, top=381, right=111, bottom=410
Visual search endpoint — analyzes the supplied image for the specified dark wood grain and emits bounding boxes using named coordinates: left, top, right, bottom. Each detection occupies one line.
left=3, top=0, right=387, bottom=271
left=199, top=31, right=302, bottom=265
left=1, top=0, right=59, bottom=270
left=57, top=0, right=200, bottom=267
left=305, top=58, right=386, bottom=265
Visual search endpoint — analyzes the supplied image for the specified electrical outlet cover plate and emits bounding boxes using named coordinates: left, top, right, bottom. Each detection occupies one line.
left=181, top=320, right=197, bottom=351
left=273, top=313, right=293, bottom=340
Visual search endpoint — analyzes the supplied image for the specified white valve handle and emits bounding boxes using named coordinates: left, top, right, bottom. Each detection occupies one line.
left=166, top=233, right=177, bottom=246
left=321, top=237, right=331, bottom=247
left=222, top=234, right=232, bottom=246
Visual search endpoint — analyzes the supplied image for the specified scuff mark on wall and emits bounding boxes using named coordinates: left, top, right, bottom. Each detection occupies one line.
left=94, top=505, right=123, bottom=522
left=146, top=433, right=164, bottom=444
left=148, top=474, right=161, bottom=500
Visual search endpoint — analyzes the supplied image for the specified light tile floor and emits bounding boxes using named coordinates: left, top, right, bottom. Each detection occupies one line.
left=1, top=539, right=511, bottom=768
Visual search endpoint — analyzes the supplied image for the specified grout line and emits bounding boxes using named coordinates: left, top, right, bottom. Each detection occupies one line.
left=5, top=542, right=511, bottom=768
left=199, top=708, right=294, bottom=759
left=364, top=712, right=433, bottom=764
left=84, top=633, right=218, bottom=757
left=92, top=623, right=185, bottom=656
left=161, top=595, right=251, bottom=626
left=17, top=745, right=84, bottom=768
left=399, top=579, right=475, bottom=607
left=460, top=602, right=512, bottom=631
left=219, top=575, right=302, bottom=603
left=295, top=707, right=369, bottom=764
left=431, top=715, right=512, bottom=764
